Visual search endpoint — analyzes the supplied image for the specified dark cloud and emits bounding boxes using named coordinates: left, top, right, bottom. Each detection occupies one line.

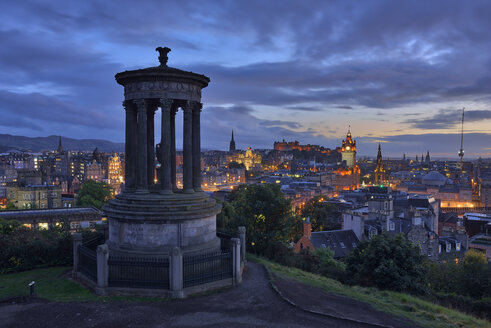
left=0, top=90, right=122, bottom=131
left=285, top=106, right=323, bottom=112
left=404, top=109, right=491, bottom=129
left=0, top=0, right=491, bottom=155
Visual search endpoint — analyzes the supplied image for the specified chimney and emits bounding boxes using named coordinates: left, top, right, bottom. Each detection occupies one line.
left=304, top=216, right=312, bottom=238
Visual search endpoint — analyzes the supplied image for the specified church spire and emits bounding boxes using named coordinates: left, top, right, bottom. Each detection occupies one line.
left=374, top=143, right=386, bottom=185
left=229, top=130, right=236, bottom=152
left=57, top=136, right=63, bottom=153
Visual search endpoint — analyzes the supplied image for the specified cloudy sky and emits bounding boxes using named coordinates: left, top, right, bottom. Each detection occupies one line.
left=0, top=0, right=490, bottom=158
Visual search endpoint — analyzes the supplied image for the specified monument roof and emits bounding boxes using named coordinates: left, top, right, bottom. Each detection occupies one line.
left=115, top=47, right=210, bottom=87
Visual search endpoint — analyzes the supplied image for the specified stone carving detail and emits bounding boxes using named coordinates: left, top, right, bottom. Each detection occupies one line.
left=124, top=81, right=202, bottom=101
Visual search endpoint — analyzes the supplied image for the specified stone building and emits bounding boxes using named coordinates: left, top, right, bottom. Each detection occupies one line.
left=294, top=217, right=360, bottom=259
left=107, top=153, right=124, bottom=194
left=341, top=129, right=356, bottom=168
left=6, top=183, right=62, bottom=209
left=227, top=147, right=262, bottom=170
left=85, top=159, right=104, bottom=182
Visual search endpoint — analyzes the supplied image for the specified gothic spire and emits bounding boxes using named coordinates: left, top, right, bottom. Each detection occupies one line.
left=229, top=130, right=236, bottom=152
left=57, top=136, right=63, bottom=153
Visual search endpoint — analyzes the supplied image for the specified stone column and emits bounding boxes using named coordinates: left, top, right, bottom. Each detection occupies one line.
left=72, top=233, right=83, bottom=277
left=192, top=102, right=203, bottom=192
left=147, top=105, right=155, bottom=187
left=160, top=99, right=173, bottom=194
left=95, top=244, right=109, bottom=296
left=171, top=107, right=177, bottom=191
left=182, top=102, right=194, bottom=193
left=231, top=238, right=242, bottom=284
left=170, top=247, right=184, bottom=298
left=134, top=99, right=148, bottom=193
left=123, top=101, right=137, bottom=191
left=238, top=226, right=246, bottom=264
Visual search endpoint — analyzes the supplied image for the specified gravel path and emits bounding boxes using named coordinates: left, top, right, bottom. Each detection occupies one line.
left=0, top=263, right=416, bottom=328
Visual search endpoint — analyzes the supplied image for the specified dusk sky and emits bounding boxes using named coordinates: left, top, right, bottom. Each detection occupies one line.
left=1, top=0, right=490, bottom=158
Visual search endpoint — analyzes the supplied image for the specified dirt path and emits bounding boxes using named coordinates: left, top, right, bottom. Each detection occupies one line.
left=0, top=263, right=416, bottom=328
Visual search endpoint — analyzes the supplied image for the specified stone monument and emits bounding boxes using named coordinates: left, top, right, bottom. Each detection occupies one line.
left=104, top=47, right=221, bottom=257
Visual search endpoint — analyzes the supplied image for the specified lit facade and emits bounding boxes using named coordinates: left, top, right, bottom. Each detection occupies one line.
left=332, top=130, right=360, bottom=190
left=107, top=153, right=124, bottom=194
left=85, top=159, right=104, bottom=182
left=227, top=147, right=262, bottom=170
left=341, top=129, right=356, bottom=168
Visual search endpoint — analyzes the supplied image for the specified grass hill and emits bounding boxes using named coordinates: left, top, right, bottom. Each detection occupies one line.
left=252, top=255, right=491, bottom=328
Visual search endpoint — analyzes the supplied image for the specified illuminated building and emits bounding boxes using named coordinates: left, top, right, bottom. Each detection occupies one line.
left=373, top=144, right=388, bottom=186
left=85, top=159, right=104, bottom=182
left=341, top=129, right=356, bottom=168
left=274, top=140, right=334, bottom=154
left=6, top=183, right=62, bottom=209
left=331, top=130, right=360, bottom=191
left=108, top=153, right=124, bottom=194
left=227, top=147, right=262, bottom=170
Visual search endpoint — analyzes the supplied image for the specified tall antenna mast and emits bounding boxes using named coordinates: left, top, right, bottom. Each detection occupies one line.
left=458, top=107, right=465, bottom=174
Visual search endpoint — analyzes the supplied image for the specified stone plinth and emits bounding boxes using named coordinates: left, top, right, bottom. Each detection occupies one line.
left=104, top=191, right=221, bottom=255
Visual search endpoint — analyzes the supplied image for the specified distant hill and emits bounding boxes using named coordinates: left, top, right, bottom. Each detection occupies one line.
left=0, top=134, right=124, bottom=153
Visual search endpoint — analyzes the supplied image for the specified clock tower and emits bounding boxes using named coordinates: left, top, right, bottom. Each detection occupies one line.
left=341, top=128, right=356, bottom=168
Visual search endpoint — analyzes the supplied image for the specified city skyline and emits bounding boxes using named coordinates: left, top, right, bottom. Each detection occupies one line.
left=0, top=1, right=490, bottom=158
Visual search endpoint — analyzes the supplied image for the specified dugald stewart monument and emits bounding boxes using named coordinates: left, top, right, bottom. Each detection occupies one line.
left=73, top=47, right=244, bottom=298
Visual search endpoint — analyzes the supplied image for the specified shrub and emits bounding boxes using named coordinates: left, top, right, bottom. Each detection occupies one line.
left=0, top=226, right=73, bottom=273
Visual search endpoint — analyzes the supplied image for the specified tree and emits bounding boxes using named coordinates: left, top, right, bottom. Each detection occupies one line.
left=301, top=196, right=339, bottom=231
left=76, top=180, right=113, bottom=209
left=346, top=232, right=428, bottom=294
left=219, top=183, right=301, bottom=254
left=0, top=201, right=16, bottom=211
left=458, top=249, right=491, bottom=298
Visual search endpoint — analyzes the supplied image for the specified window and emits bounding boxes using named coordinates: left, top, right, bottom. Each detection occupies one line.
left=456, top=243, right=461, bottom=251
left=389, top=221, right=395, bottom=231
left=340, top=242, right=346, bottom=248
left=446, top=243, right=451, bottom=253
left=300, top=243, right=303, bottom=250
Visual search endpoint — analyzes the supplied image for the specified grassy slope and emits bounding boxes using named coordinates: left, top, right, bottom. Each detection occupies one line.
left=1, top=262, right=489, bottom=328
left=0, top=267, right=168, bottom=302
left=249, top=254, right=491, bottom=328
